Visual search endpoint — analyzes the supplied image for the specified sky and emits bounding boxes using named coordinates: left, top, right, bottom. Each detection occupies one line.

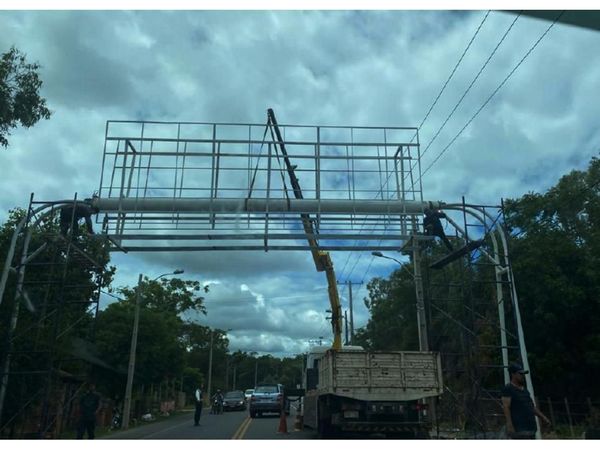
left=1, top=6, right=599, bottom=359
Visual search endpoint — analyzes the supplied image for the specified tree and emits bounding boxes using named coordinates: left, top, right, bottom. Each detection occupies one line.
left=504, top=156, right=600, bottom=399
left=0, top=46, right=52, bottom=148
left=0, top=208, right=114, bottom=435
left=94, top=277, right=208, bottom=398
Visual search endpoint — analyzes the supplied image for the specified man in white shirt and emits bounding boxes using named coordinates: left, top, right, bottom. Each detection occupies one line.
left=194, top=384, right=204, bottom=426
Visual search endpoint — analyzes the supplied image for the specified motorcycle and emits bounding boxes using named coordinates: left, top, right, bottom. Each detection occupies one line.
left=211, top=397, right=223, bottom=415
left=109, top=407, right=122, bottom=430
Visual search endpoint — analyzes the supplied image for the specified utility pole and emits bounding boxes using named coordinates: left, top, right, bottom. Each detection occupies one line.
left=254, top=359, right=258, bottom=386
left=225, top=355, right=229, bottom=391
left=232, top=366, right=237, bottom=390
left=344, top=310, right=349, bottom=345
left=122, top=273, right=143, bottom=430
left=339, top=281, right=361, bottom=344
left=207, top=330, right=214, bottom=404
left=411, top=234, right=435, bottom=428
left=412, top=238, right=429, bottom=352
left=122, top=269, right=183, bottom=429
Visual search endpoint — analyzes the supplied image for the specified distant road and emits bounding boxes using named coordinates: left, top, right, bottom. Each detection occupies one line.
left=103, top=408, right=316, bottom=440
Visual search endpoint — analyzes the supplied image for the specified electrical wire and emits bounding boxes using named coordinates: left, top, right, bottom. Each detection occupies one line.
left=417, top=10, right=492, bottom=133
left=419, top=12, right=521, bottom=162
left=337, top=11, right=492, bottom=282
left=352, top=11, right=564, bottom=296
left=420, top=10, right=565, bottom=178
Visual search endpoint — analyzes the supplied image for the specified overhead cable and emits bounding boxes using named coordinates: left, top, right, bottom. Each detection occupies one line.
left=337, top=11, right=492, bottom=282
left=419, top=12, right=522, bottom=162
left=421, top=10, right=565, bottom=178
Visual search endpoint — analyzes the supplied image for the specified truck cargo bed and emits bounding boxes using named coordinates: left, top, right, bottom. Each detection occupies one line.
left=317, top=350, right=443, bottom=402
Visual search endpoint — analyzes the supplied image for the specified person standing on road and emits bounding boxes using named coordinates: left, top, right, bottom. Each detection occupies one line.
left=77, top=382, right=101, bottom=439
left=194, top=384, right=204, bottom=426
left=501, top=363, right=551, bottom=439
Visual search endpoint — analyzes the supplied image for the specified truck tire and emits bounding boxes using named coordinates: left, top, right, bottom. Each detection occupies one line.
left=318, top=418, right=333, bottom=438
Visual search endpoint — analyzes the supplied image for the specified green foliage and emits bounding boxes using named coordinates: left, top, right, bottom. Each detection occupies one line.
left=504, top=156, right=600, bottom=398
left=93, top=277, right=208, bottom=398
left=355, top=264, right=418, bottom=351
left=0, top=46, right=52, bottom=147
left=356, top=155, right=600, bottom=406
left=0, top=207, right=113, bottom=432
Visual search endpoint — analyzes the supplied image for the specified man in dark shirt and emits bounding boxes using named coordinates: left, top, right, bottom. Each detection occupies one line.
left=59, top=203, right=99, bottom=237
left=423, top=207, right=453, bottom=252
left=501, top=363, right=551, bottom=439
left=77, top=383, right=101, bottom=439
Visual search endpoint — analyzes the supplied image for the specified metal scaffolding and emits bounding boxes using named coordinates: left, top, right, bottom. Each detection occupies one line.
left=0, top=113, right=535, bottom=439
left=96, top=118, right=427, bottom=252
left=421, top=199, right=534, bottom=438
left=0, top=194, right=108, bottom=438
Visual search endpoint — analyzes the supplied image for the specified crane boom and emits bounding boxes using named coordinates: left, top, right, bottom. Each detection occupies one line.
left=267, top=108, right=343, bottom=350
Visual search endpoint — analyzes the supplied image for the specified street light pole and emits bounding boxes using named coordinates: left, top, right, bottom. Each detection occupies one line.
left=122, top=269, right=183, bottom=430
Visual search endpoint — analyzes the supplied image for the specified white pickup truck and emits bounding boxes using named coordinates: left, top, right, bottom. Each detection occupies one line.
left=302, top=346, right=443, bottom=437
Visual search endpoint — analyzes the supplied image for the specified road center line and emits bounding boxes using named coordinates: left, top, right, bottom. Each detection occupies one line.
left=232, top=416, right=252, bottom=439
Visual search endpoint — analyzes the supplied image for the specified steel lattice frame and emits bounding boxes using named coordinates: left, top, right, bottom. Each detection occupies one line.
left=0, top=115, right=536, bottom=439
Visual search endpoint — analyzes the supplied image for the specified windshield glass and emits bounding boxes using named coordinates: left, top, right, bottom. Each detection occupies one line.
left=225, top=391, right=243, bottom=399
left=255, top=386, right=278, bottom=394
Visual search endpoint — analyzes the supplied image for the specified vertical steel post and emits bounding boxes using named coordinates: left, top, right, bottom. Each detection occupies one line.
left=0, top=196, right=34, bottom=422
left=122, top=273, right=143, bottom=430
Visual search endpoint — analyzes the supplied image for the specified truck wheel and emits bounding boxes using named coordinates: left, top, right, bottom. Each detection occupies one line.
left=318, top=418, right=333, bottom=438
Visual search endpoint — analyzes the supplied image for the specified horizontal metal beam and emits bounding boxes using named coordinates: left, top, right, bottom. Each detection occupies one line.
left=115, top=245, right=411, bottom=252
left=107, top=119, right=418, bottom=131
left=107, top=233, right=423, bottom=241
left=106, top=136, right=419, bottom=148
left=110, top=150, right=414, bottom=161
left=95, top=198, right=437, bottom=215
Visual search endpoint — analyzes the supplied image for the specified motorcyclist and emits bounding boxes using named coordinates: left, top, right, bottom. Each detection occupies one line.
left=211, top=389, right=224, bottom=415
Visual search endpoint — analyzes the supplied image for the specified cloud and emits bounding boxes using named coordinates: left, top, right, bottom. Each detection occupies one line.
left=2, top=10, right=599, bottom=357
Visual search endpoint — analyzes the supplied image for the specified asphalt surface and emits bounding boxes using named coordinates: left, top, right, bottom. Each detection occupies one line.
left=102, top=407, right=316, bottom=440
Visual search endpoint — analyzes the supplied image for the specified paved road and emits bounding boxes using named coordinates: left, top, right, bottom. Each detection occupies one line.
left=103, top=408, right=316, bottom=440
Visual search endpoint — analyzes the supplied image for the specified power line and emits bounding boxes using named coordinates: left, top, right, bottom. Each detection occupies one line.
left=419, top=12, right=521, bottom=162
left=337, top=11, right=492, bottom=282
left=421, top=10, right=565, bottom=178
left=351, top=11, right=566, bottom=296
left=417, top=10, right=492, bottom=132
